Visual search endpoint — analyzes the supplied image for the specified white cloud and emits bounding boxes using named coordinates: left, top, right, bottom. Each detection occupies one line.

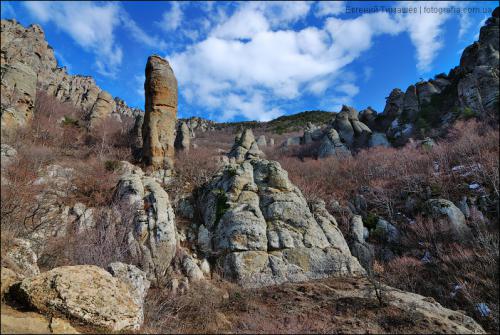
left=396, top=1, right=455, bottom=73
left=315, top=1, right=345, bottom=17
left=474, top=16, right=488, bottom=40
left=157, top=1, right=183, bottom=32
left=169, top=4, right=405, bottom=121
left=363, top=66, right=373, bottom=82
left=24, top=1, right=123, bottom=77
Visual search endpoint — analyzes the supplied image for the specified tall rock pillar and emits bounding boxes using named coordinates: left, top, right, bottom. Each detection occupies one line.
left=142, top=55, right=178, bottom=169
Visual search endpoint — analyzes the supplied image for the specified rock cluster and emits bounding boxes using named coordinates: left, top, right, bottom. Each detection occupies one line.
left=227, top=128, right=265, bottom=163
left=142, top=55, right=178, bottom=169
left=197, top=131, right=364, bottom=287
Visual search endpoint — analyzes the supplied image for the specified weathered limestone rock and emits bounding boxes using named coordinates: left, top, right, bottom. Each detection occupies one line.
left=4, top=239, right=40, bottom=278
left=11, top=265, right=143, bottom=331
left=113, top=167, right=177, bottom=285
left=227, top=129, right=264, bottom=163
left=1, top=305, right=79, bottom=334
left=347, top=215, right=374, bottom=272
left=256, top=135, right=267, bottom=147
left=1, top=62, right=37, bottom=137
left=426, top=199, right=472, bottom=241
left=174, top=120, right=190, bottom=152
left=318, top=128, right=351, bottom=159
left=142, top=55, right=178, bottom=169
left=198, top=137, right=364, bottom=288
left=368, top=132, right=390, bottom=148
left=107, top=262, right=150, bottom=325
left=86, top=90, right=115, bottom=127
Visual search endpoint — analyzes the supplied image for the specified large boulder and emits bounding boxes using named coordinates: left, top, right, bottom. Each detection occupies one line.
left=113, top=166, right=177, bottom=285
left=426, top=199, right=472, bottom=241
left=198, top=139, right=364, bottom=288
left=142, top=55, right=178, bottom=169
left=11, top=265, right=143, bottom=331
left=347, top=215, right=374, bottom=272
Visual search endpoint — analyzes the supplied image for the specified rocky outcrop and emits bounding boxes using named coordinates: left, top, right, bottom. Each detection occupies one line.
left=180, top=116, right=216, bottom=136
left=197, top=134, right=364, bottom=288
left=142, top=55, right=178, bottom=169
left=1, top=19, right=140, bottom=130
left=113, top=165, right=177, bottom=285
left=174, top=121, right=190, bottom=152
left=1, top=62, right=37, bottom=137
left=377, top=8, right=499, bottom=145
left=86, top=90, right=115, bottom=128
left=1, top=305, right=79, bottom=334
left=317, top=128, right=351, bottom=159
left=10, top=265, right=143, bottom=331
left=227, top=129, right=264, bottom=163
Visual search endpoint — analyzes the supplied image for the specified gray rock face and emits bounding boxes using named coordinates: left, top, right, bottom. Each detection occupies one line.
left=107, top=262, right=150, bottom=325
left=198, top=142, right=363, bottom=288
left=426, top=199, right=472, bottom=241
left=282, top=136, right=302, bottom=147
left=318, top=128, right=351, bottom=159
left=113, top=167, right=177, bottom=285
left=347, top=215, right=374, bottom=272
left=416, top=81, right=441, bottom=104
left=1, top=19, right=140, bottom=122
left=374, top=218, right=400, bottom=244
left=86, top=90, right=115, bottom=128
left=1, top=62, right=37, bottom=137
left=174, top=121, right=190, bottom=152
left=4, top=239, right=40, bottom=278
left=256, top=135, right=267, bottom=147
left=142, top=55, right=178, bottom=169
left=227, top=129, right=264, bottom=163
left=368, top=132, right=390, bottom=148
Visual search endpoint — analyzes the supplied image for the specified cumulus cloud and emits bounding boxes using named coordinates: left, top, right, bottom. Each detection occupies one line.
left=169, top=2, right=406, bottom=121
left=396, top=1, right=455, bottom=73
left=315, top=1, right=345, bottom=17
left=24, top=1, right=123, bottom=77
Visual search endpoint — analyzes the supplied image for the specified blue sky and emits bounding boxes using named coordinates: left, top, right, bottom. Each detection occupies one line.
left=1, top=1, right=497, bottom=121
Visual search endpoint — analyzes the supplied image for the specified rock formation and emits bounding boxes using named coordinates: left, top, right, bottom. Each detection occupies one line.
left=227, top=129, right=265, bottom=163
left=174, top=120, right=190, bottom=152
left=113, top=163, right=177, bottom=285
left=142, top=55, right=178, bottom=169
left=197, top=132, right=364, bottom=288
left=347, top=215, right=374, bottom=272
left=86, top=90, right=115, bottom=127
left=10, top=265, right=144, bottom=331
left=0, top=19, right=140, bottom=134
left=0, top=62, right=37, bottom=137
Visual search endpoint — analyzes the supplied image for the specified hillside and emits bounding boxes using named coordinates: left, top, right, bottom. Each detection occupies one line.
left=1, top=6, right=499, bottom=335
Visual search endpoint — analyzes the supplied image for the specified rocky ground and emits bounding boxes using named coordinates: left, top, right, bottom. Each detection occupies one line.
left=0, top=7, right=499, bottom=335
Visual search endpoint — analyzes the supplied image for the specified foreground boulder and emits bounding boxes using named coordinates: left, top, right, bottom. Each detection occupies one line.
left=142, top=55, right=178, bottom=169
left=227, top=128, right=265, bottom=163
left=10, top=265, right=143, bottom=331
left=197, top=136, right=364, bottom=288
